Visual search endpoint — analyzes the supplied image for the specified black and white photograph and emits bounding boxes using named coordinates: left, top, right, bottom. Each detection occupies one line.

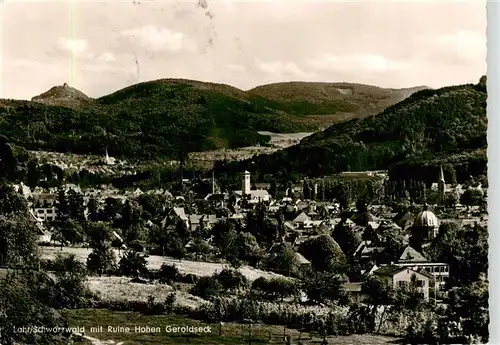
left=0, top=0, right=489, bottom=344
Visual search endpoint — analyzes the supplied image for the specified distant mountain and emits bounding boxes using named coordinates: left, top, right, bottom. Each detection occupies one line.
left=221, top=78, right=487, bottom=183
left=248, top=82, right=428, bottom=125
left=31, top=83, right=93, bottom=108
left=0, top=78, right=425, bottom=160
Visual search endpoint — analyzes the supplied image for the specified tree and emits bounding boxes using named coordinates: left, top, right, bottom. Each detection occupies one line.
left=120, top=200, right=143, bottom=228
left=54, top=188, right=70, bottom=220
left=430, top=223, right=488, bottom=286
left=245, top=204, right=278, bottom=245
left=86, top=221, right=117, bottom=276
left=51, top=253, right=89, bottom=308
left=158, top=264, right=180, bottom=284
left=276, top=211, right=286, bottom=241
left=447, top=276, right=488, bottom=342
left=269, top=179, right=278, bottom=198
left=26, top=159, right=41, bottom=188
left=460, top=189, right=484, bottom=209
left=0, top=271, right=71, bottom=345
left=443, top=164, right=457, bottom=185
left=212, top=220, right=235, bottom=249
left=299, top=235, right=346, bottom=273
left=375, top=222, right=405, bottom=264
left=190, top=276, right=223, bottom=300
left=303, top=180, right=311, bottom=199
left=301, top=268, right=348, bottom=306
left=219, top=229, right=241, bottom=267
left=335, top=182, right=352, bottom=210
left=216, top=268, right=248, bottom=292
left=86, top=197, right=100, bottom=222
left=0, top=183, right=28, bottom=215
left=252, top=277, right=298, bottom=302
left=445, top=192, right=458, bottom=209
left=67, top=189, right=85, bottom=222
left=86, top=221, right=113, bottom=248
left=236, top=232, right=264, bottom=267
left=361, top=276, right=398, bottom=332
left=0, top=214, right=40, bottom=268
left=123, top=224, right=147, bottom=248
left=149, top=223, right=168, bottom=256
left=118, top=249, right=149, bottom=277
left=100, top=197, right=122, bottom=222
left=0, top=141, right=17, bottom=180
left=355, top=198, right=368, bottom=213
left=53, top=218, right=85, bottom=247
left=165, top=231, right=187, bottom=261
left=188, top=237, right=213, bottom=258
left=137, top=194, right=164, bottom=221
left=333, top=223, right=361, bottom=256
left=264, top=243, right=299, bottom=276
left=175, top=219, right=190, bottom=242
left=87, top=245, right=116, bottom=276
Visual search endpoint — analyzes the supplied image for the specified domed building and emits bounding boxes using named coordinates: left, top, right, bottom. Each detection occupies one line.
left=412, top=205, right=439, bottom=242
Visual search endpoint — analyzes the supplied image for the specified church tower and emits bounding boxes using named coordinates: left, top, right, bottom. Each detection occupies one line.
left=438, top=165, right=446, bottom=204
left=242, top=171, right=251, bottom=195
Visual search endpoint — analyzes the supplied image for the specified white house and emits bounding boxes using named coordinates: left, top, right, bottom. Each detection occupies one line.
left=372, top=265, right=435, bottom=302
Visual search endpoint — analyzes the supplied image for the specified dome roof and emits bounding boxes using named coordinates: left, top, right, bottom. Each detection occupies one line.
left=415, top=209, right=439, bottom=228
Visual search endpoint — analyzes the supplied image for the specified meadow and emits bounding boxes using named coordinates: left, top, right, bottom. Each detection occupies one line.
left=65, top=309, right=400, bottom=345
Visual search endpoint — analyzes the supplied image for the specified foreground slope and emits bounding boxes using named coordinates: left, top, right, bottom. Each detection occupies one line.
left=222, top=80, right=487, bottom=181
left=0, top=78, right=423, bottom=160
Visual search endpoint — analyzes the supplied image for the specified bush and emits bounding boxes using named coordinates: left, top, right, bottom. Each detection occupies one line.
left=118, top=250, right=149, bottom=277
left=179, top=273, right=200, bottom=284
left=91, top=294, right=180, bottom=316
left=251, top=277, right=298, bottom=301
left=215, top=268, right=248, bottom=292
left=190, top=276, right=223, bottom=300
left=194, top=297, right=351, bottom=336
left=157, top=264, right=180, bottom=284
left=165, top=293, right=176, bottom=314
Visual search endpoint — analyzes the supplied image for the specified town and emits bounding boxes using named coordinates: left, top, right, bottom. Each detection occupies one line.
left=0, top=146, right=488, bottom=344
left=0, top=1, right=488, bottom=344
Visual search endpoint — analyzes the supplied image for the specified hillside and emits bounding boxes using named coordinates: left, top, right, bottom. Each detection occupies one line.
left=0, top=78, right=423, bottom=160
left=31, top=83, right=93, bottom=108
left=248, top=82, right=428, bottom=123
left=221, top=79, right=487, bottom=182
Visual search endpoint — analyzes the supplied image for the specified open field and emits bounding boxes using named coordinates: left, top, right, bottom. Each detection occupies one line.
left=188, top=131, right=315, bottom=168
left=65, top=309, right=401, bottom=345
left=87, top=276, right=206, bottom=308
left=41, top=246, right=287, bottom=281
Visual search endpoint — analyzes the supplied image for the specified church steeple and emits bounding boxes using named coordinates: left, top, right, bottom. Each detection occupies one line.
left=438, top=165, right=446, bottom=204
left=105, top=147, right=110, bottom=164
left=439, top=165, right=445, bottom=183
left=104, top=147, right=115, bottom=165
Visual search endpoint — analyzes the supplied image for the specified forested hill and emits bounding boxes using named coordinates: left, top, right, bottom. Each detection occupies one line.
left=0, top=79, right=423, bottom=160
left=220, top=79, right=487, bottom=183
left=247, top=82, right=427, bottom=120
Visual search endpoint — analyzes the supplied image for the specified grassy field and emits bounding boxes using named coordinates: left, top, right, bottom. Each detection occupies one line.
left=64, top=309, right=401, bottom=345
left=41, top=246, right=286, bottom=282
left=87, top=276, right=206, bottom=309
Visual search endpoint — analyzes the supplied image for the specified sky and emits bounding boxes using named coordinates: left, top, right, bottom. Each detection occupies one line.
left=0, top=0, right=487, bottom=100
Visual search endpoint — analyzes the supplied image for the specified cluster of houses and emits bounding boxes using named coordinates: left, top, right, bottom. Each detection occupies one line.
left=12, top=166, right=487, bottom=304
left=29, top=148, right=141, bottom=179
